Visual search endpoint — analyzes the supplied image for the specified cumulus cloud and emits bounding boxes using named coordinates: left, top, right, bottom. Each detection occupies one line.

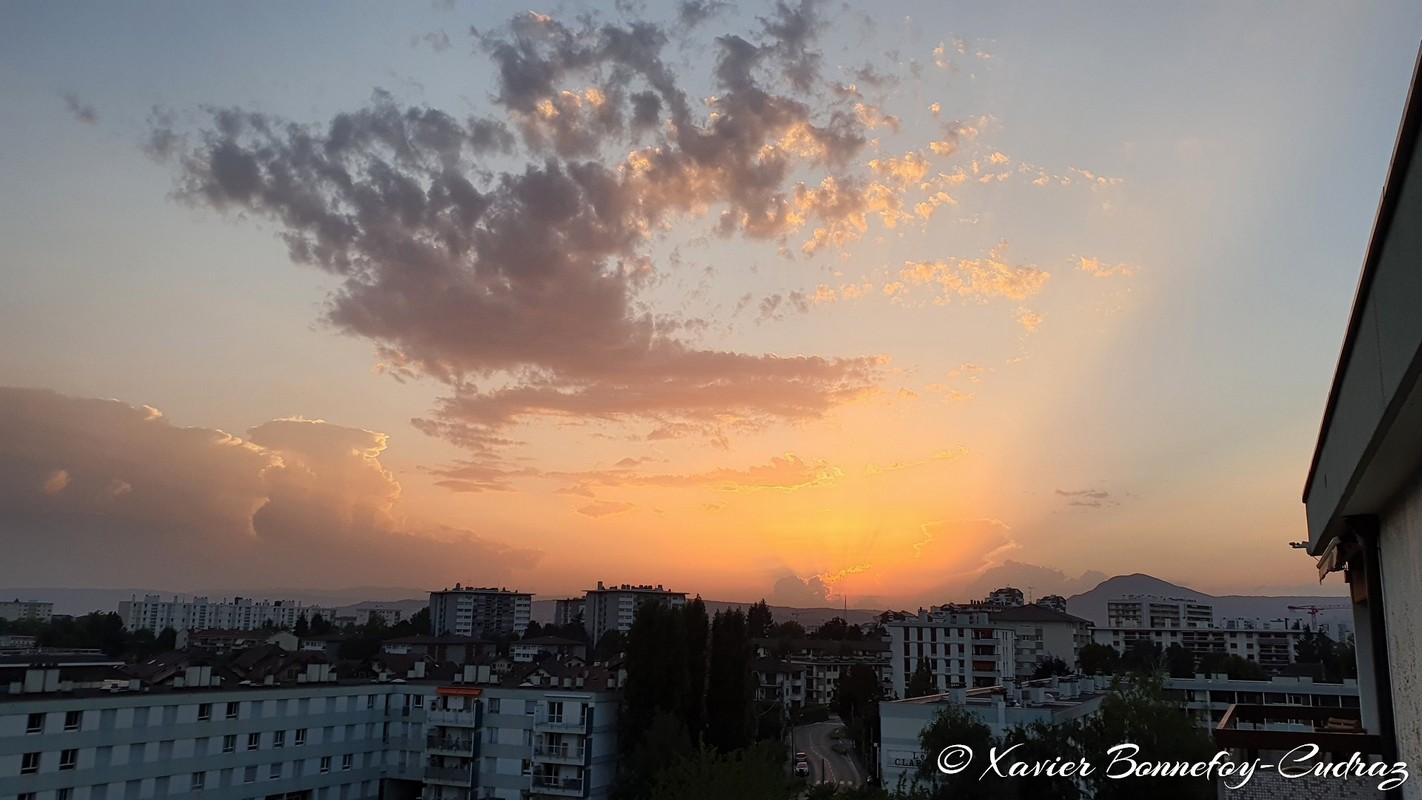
left=771, top=572, right=831, bottom=606
left=151, top=4, right=896, bottom=457
left=0, top=388, right=539, bottom=588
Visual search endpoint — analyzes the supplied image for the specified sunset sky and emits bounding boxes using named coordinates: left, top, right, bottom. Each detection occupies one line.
left=3, top=2, right=1421, bottom=607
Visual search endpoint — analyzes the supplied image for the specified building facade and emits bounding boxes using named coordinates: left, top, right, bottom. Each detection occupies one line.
left=117, top=597, right=336, bottom=634
left=989, top=604, right=1092, bottom=676
left=886, top=607, right=1016, bottom=697
left=0, top=601, right=53, bottom=625
left=1301, top=50, right=1422, bottom=799
left=580, top=584, right=685, bottom=640
left=0, top=665, right=618, bottom=800
left=428, top=588, right=532, bottom=640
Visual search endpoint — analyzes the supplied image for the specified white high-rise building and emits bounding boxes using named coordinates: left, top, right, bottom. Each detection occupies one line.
left=581, top=582, right=686, bottom=640
left=428, top=586, right=531, bottom=639
left=117, top=595, right=336, bottom=633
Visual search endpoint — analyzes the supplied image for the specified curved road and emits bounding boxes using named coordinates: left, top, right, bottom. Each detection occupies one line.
left=793, top=716, right=864, bottom=787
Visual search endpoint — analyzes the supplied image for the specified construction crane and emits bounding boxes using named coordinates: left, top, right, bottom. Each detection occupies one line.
left=1287, top=604, right=1350, bottom=628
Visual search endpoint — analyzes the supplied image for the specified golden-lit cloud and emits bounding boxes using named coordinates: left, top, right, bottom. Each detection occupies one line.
left=1076, top=255, right=1139, bottom=277
left=900, top=241, right=1050, bottom=303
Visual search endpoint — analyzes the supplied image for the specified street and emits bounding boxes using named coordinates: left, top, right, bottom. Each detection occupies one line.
left=792, top=715, right=864, bottom=788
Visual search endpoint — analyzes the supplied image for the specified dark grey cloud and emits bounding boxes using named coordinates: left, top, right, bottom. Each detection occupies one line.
left=151, top=4, right=887, bottom=460
left=63, top=92, right=98, bottom=124
left=0, top=388, right=539, bottom=588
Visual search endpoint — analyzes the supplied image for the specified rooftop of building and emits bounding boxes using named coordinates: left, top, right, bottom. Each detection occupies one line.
left=989, top=603, right=1093, bottom=625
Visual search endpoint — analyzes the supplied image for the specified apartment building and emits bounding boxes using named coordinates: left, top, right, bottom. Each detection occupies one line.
left=117, top=597, right=336, bottom=634
left=551, top=600, right=584, bottom=629
left=0, top=601, right=53, bottom=625
left=0, top=661, right=618, bottom=800
left=751, top=639, right=890, bottom=708
left=1106, top=596, right=1215, bottom=629
left=1297, top=49, right=1422, bottom=797
left=886, top=606, right=1016, bottom=697
left=428, top=588, right=531, bottom=640
left=581, top=584, right=684, bottom=640
left=989, top=604, right=1092, bottom=676
left=1092, top=616, right=1308, bottom=672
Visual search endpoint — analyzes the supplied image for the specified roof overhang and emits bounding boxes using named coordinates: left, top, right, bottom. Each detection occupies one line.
left=1304, top=49, right=1422, bottom=557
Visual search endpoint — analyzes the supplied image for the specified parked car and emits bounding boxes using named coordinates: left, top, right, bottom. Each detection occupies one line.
left=794, top=760, right=811, bottom=777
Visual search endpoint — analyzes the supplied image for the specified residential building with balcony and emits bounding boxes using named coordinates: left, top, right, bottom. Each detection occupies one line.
left=428, top=587, right=532, bottom=640
left=1106, top=596, right=1215, bottom=629
left=0, top=657, right=619, bottom=800
left=1092, top=617, right=1309, bottom=672
left=1290, top=48, right=1422, bottom=798
left=752, top=638, right=890, bottom=707
left=886, top=607, right=1016, bottom=697
left=989, top=603, right=1092, bottom=676
left=117, top=595, right=336, bottom=633
left=0, top=600, right=53, bottom=624
left=581, top=583, right=685, bottom=640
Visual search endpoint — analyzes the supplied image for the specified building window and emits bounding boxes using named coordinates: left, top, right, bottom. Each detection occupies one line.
left=26, top=713, right=43, bottom=733
left=197, top=703, right=212, bottom=722
left=57, top=791, right=72, bottom=800
left=247, top=732, right=260, bottom=751
left=487, top=698, right=499, bottom=714
left=366, top=694, right=376, bottom=710
left=273, top=730, right=285, bottom=748
left=61, top=749, right=78, bottom=770
left=19, top=793, right=36, bottom=800
left=269, top=763, right=281, bottom=780
left=413, top=695, right=424, bottom=708
left=244, top=765, right=256, bottom=783
left=226, top=701, right=239, bottom=720
left=64, top=710, right=82, bottom=731
left=320, top=756, right=332, bottom=774
left=222, top=734, right=236, bottom=753
left=294, top=728, right=306, bottom=746
left=22, top=752, right=40, bottom=773
left=342, top=753, right=353, bottom=771
left=191, top=772, right=205, bottom=792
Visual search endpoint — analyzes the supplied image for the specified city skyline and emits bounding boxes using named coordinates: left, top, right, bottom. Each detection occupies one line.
left=4, top=2, right=1422, bottom=606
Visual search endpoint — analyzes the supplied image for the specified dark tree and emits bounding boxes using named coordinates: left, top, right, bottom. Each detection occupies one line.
left=768, top=620, right=806, bottom=641
left=1164, top=644, right=1195, bottom=678
left=812, top=616, right=861, bottom=641
left=1077, top=643, right=1119, bottom=676
left=705, top=608, right=754, bottom=752
left=524, top=620, right=544, bottom=639
left=905, top=659, right=936, bottom=698
left=409, top=607, right=431, bottom=635
left=747, top=599, right=774, bottom=639
left=1118, top=639, right=1162, bottom=673
left=594, top=629, right=625, bottom=661
left=916, top=704, right=995, bottom=798
left=1076, top=675, right=1215, bottom=800
left=309, top=612, right=333, bottom=635
left=683, top=597, right=710, bottom=745
left=1032, top=656, right=1071, bottom=679
left=294, top=613, right=309, bottom=637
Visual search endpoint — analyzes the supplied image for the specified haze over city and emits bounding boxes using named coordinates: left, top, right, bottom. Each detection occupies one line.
left=4, top=2, right=1422, bottom=606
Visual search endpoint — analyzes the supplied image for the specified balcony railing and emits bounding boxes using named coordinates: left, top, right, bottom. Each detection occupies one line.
left=535, top=712, right=590, bottom=732
left=1213, top=705, right=1385, bottom=756
left=427, top=735, right=477, bottom=755
left=530, top=775, right=586, bottom=797
left=534, top=743, right=586, bottom=763
left=424, top=765, right=476, bottom=786
left=428, top=708, right=481, bottom=727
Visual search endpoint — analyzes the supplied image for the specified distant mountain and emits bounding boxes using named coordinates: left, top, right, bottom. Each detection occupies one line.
left=1065, top=573, right=1351, bottom=630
